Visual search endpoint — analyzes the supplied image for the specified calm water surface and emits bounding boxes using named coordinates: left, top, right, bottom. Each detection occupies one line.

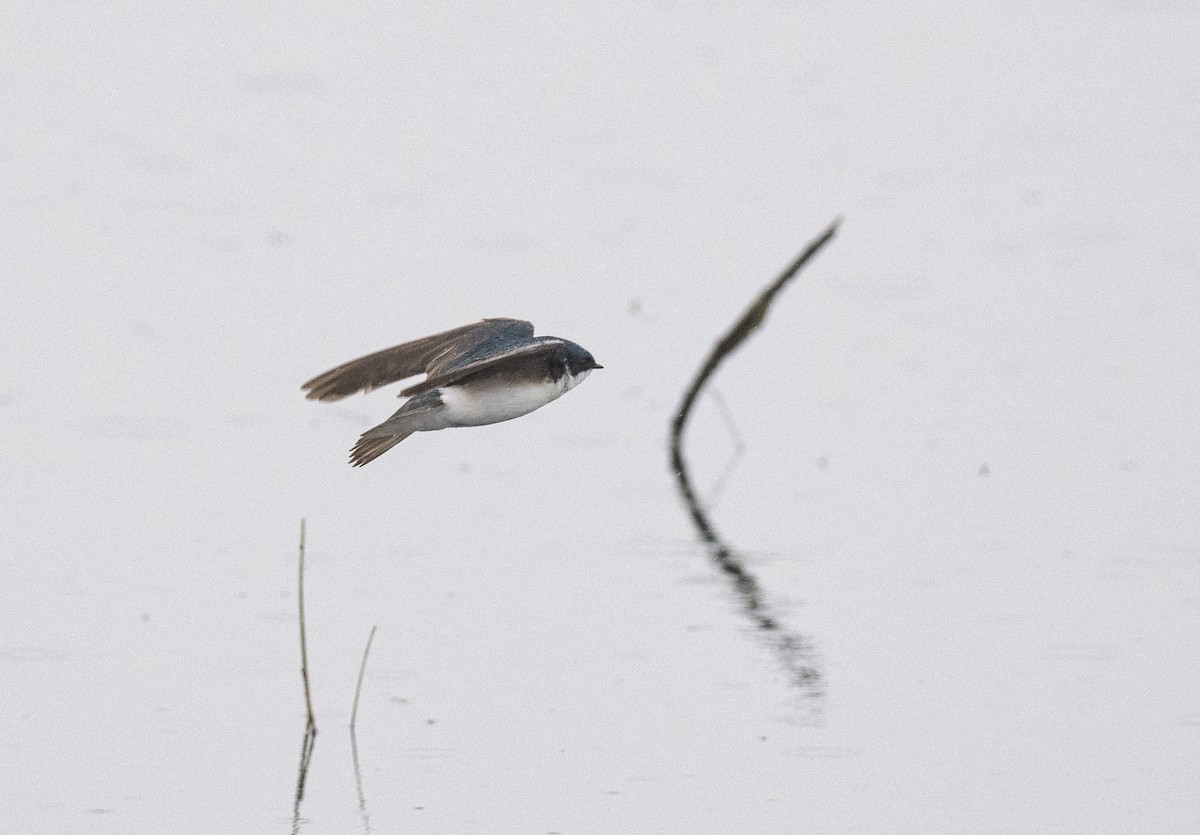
left=4, top=3, right=1199, bottom=832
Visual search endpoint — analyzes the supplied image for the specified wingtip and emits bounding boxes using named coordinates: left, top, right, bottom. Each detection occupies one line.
left=301, top=381, right=349, bottom=402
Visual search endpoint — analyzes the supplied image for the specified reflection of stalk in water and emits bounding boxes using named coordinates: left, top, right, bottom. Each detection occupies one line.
left=669, top=219, right=840, bottom=702
left=350, top=624, right=378, bottom=834
left=350, top=729, right=371, bottom=834
left=291, top=723, right=317, bottom=835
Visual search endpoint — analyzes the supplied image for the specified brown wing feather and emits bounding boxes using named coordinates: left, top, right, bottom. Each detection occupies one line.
left=301, top=318, right=533, bottom=401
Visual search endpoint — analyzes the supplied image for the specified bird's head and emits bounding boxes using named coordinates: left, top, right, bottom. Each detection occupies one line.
left=560, top=341, right=603, bottom=378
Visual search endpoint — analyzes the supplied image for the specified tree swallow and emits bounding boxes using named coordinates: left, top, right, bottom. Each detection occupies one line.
left=303, top=318, right=602, bottom=466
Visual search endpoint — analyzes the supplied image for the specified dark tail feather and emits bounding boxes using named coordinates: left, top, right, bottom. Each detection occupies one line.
left=350, top=430, right=413, bottom=467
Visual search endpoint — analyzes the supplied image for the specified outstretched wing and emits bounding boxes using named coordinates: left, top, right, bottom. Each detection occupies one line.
left=302, top=318, right=534, bottom=401
left=400, top=337, right=565, bottom=396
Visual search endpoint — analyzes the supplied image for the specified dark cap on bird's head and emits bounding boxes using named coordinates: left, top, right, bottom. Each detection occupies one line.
left=559, top=340, right=603, bottom=374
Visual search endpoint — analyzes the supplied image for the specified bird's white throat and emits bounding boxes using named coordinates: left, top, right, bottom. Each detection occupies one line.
left=563, top=367, right=592, bottom=391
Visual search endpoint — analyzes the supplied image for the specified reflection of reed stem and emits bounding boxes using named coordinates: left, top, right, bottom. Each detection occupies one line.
left=350, top=625, right=377, bottom=834
left=669, top=218, right=840, bottom=698
left=291, top=722, right=317, bottom=834
left=351, top=725, right=371, bottom=834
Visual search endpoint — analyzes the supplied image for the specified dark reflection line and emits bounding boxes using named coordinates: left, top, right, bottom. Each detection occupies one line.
left=669, top=219, right=840, bottom=704
left=350, top=728, right=372, bottom=834
left=291, top=722, right=317, bottom=835
left=350, top=624, right=378, bottom=834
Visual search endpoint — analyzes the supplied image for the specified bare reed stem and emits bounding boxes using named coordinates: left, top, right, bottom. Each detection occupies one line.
left=298, top=518, right=316, bottom=732
left=350, top=624, right=378, bottom=731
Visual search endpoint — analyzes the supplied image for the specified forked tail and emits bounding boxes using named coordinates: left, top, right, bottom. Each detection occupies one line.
left=350, top=430, right=413, bottom=467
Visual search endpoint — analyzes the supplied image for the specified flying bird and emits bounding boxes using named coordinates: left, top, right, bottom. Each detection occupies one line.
left=302, top=318, right=601, bottom=466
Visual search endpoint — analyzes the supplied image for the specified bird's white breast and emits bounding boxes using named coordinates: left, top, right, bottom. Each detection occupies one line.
left=439, top=370, right=589, bottom=427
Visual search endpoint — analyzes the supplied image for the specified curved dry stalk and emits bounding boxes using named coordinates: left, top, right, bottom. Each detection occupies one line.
left=350, top=624, right=378, bottom=731
left=669, top=218, right=840, bottom=700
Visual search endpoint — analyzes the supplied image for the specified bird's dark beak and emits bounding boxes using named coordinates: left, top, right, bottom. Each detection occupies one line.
left=591, top=362, right=604, bottom=370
